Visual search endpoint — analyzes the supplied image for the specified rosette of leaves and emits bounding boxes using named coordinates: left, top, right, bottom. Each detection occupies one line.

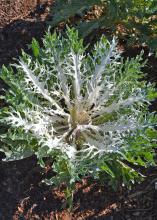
left=0, top=28, right=157, bottom=206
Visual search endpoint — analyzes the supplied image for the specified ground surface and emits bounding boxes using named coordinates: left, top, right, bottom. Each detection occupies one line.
left=0, top=1, right=157, bottom=220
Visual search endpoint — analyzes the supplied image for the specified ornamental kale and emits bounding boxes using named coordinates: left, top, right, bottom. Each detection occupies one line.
left=0, top=27, right=157, bottom=206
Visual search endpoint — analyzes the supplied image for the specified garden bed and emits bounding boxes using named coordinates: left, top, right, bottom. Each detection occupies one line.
left=0, top=1, right=157, bottom=220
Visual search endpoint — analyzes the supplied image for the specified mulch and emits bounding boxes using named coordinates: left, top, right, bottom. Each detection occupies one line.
left=0, top=0, right=52, bottom=66
left=0, top=1, right=157, bottom=219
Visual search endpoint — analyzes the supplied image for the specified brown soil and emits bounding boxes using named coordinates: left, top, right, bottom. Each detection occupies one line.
left=0, top=1, right=157, bottom=220
left=0, top=0, right=52, bottom=66
left=1, top=155, right=157, bottom=220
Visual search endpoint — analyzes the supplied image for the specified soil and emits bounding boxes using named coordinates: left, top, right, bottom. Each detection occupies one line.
left=0, top=1, right=157, bottom=220
left=0, top=0, right=52, bottom=66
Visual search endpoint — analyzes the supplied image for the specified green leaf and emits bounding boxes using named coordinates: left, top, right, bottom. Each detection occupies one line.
left=31, top=38, right=40, bottom=57
left=100, top=163, right=115, bottom=178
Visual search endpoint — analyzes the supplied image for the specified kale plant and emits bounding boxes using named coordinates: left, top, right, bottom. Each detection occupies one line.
left=49, top=0, right=157, bottom=51
left=0, top=27, right=157, bottom=207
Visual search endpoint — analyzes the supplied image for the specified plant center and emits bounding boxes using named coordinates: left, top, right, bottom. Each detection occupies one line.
left=70, top=106, right=91, bottom=128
